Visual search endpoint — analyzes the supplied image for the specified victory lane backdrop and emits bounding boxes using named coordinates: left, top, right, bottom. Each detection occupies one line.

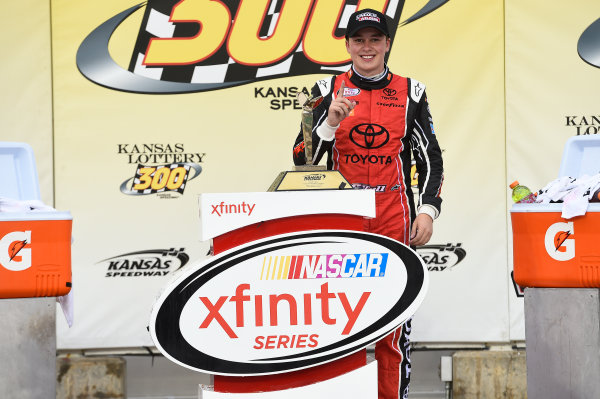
left=53, top=0, right=511, bottom=348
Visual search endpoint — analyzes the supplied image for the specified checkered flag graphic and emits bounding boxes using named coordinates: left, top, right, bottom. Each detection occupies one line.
left=128, top=0, right=404, bottom=85
left=131, top=163, right=191, bottom=195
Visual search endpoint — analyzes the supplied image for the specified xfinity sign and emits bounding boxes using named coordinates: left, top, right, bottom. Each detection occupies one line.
left=150, top=230, right=428, bottom=375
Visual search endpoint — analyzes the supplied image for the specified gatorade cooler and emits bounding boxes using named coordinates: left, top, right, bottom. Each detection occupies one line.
left=511, top=136, right=600, bottom=288
left=0, top=143, right=72, bottom=298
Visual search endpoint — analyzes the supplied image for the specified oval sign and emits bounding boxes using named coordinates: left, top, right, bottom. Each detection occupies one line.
left=150, top=230, right=428, bottom=375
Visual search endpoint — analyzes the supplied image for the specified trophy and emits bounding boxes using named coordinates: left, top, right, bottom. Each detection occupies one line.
left=268, top=89, right=353, bottom=191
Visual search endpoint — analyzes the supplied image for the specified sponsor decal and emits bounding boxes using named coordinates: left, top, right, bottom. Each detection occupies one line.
left=352, top=183, right=386, bottom=192
left=356, top=11, right=381, bottom=24
left=0, top=231, right=32, bottom=272
left=293, top=141, right=305, bottom=159
left=349, top=123, right=390, bottom=149
left=304, top=173, right=327, bottom=182
left=383, top=88, right=397, bottom=97
left=578, top=17, right=600, bottom=69
left=416, top=243, right=466, bottom=271
left=380, top=88, right=399, bottom=103
left=99, top=248, right=189, bottom=278
left=376, top=102, right=404, bottom=108
left=259, top=253, right=388, bottom=280
left=565, top=115, right=600, bottom=135
left=150, top=230, right=427, bottom=375
left=413, top=82, right=423, bottom=97
left=118, top=143, right=203, bottom=198
left=343, top=87, right=360, bottom=97
left=344, top=154, right=393, bottom=165
left=210, top=201, right=256, bottom=217
left=254, top=86, right=310, bottom=111
left=544, top=222, right=575, bottom=261
left=76, top=0, right=450, bottom=94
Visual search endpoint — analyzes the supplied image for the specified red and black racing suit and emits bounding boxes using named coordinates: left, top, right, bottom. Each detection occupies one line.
left=293, top=66, right=443, bottom=399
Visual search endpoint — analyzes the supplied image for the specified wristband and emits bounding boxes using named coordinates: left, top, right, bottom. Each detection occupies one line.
left=316, top=119, right=339, bottom=141
left=417, top=204, right=438, bottom=220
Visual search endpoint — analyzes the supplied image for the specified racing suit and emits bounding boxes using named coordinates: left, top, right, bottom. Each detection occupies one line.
left=293, top=65, right=444, bottom=399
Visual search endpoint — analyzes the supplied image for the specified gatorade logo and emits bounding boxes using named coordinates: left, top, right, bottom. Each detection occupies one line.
left=76, top=0, right=451, bottom=94
left=0, top=231, right=32, bottom=272
left=544, top=222, right=575, bottom=261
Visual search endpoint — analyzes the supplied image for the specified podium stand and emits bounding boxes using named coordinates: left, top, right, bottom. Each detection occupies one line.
left=201, top=190, right=376, bottom=397
left=150, top=189, right=429, bottom=399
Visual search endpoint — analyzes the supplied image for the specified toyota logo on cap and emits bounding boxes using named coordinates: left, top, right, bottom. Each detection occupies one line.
left=349, top=124, right=390, bottom=149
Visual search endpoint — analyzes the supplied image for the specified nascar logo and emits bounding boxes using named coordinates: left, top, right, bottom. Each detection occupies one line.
left=77, top=0, right=450, bottom=93
left=260, top=253, right=388, bottom=280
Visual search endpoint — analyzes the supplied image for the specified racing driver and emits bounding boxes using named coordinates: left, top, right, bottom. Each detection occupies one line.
left=292, top=8, right=444, bottom=399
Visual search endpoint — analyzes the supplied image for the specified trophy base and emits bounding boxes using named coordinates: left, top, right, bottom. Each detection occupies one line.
left=268, top=166, right=353, bottom=192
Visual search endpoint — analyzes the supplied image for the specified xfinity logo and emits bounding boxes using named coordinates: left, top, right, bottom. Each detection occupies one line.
left=199, top=282, right=369, bottom=338
left=211, top=201, right=256, bottom=217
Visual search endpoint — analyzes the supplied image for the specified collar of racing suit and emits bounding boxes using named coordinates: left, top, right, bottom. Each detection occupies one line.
left=348, top=64, right=393, bottom=90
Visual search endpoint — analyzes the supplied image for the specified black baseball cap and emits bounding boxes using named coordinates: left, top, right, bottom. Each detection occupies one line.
left=345, top=8, right=390, bottom=39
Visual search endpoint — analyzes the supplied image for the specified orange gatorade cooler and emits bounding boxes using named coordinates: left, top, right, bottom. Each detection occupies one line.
left=511, top=203, right=600, bottom=288
left=0, top=212, right=72, bottom=298
left=0, top=142, right=73, bottom=298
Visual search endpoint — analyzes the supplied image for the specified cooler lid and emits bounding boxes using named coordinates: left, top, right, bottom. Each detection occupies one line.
left=0, top=142, right=40, bottom=201
left=558, top=135, right=600, bottom=178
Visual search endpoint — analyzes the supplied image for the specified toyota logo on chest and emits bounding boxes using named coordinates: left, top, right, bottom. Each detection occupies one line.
left=383, top=88, right=397, bottom=96
left=349, top=124, right=390, bottom=149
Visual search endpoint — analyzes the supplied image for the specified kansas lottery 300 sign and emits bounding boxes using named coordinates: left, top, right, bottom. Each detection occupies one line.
left=150, top=231, right=428, bottom=375
left=77, top=0, right=450, bottom=94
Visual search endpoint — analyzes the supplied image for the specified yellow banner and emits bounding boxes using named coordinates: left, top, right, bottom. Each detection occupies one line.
left=0, top=1, right=53, bottom=204
left=51, top=0, right=508, bottom=347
